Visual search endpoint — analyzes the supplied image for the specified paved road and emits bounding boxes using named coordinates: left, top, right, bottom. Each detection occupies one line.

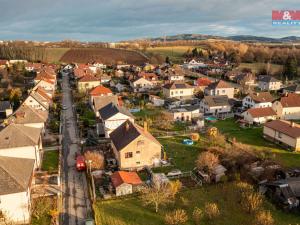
left=61, top=72, right=91, bottom=225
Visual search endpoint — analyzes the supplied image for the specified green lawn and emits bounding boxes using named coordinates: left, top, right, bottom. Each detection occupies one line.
left=42, top=150, right=59, bottom=173
left=94, top=182, right=300, bottom=225
left=213, top=119, right=300, bottom=168
left=157, top=136, right=206, bottom=171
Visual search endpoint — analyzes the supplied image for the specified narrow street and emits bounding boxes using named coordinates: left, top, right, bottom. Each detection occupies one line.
left=61, top=72, right=91, bottom=225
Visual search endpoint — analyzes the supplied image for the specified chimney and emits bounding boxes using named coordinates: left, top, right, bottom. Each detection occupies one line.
left=291, top=121, right=295, bottom=128
left=125, top=122, right=130, bottom=131
left=144, top=121, right=148, bottom=132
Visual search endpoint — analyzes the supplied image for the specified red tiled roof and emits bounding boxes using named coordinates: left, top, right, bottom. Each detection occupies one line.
left=195, top=78, right=212, bottom=87
left=39, top=77, right=55, bottom=85
left=247, top=107, right=276, bottom=118
left=36, top=87, right=52, bottom=101
left=0, top=60, right=8, bottom=65
left=35, top=71, right=56, bottom=81
left=280, top=93, right=300, bottom=108
left=74, top=68, right=93, bottom=78
left=79, top=75, right=100, bottom=82
left=89, top=85, right=112, bottom=96
left=111, top=171, right=142, bottom=188
left=265, top=120, right=300, bottom=138
left=138, top=72, right=158, bottom=81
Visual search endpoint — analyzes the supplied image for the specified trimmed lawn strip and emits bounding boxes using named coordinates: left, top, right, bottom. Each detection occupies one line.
left=42, top=150, right=59, bottom=173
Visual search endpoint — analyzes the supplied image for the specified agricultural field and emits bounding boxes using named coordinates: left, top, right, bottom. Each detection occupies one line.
left=146, top=46, right=202, bottom=63
left=60, top=48, right=148, bottom=65
left=45, top=48, right=70, bottom=63
left=237, top=62, right=300, bottom=75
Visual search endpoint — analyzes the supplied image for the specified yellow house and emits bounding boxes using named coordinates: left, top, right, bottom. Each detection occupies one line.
left=78, top=75, right=101, bottom=93
left=109, top=120, right=162, bottom=170
left=263, top=120, right=300, bottom=151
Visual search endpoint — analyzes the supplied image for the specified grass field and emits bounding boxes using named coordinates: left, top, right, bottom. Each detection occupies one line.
left=213, top=119, right=300, bottom=168
left=94, top=182, right=300, bottom=225
left=146, top=46, right=200, bottom=63
left=237, top=62, right=300, bottom=74
left=45, top=48, right=70, bottom=63
left=42, top=150, right=59, bottom=173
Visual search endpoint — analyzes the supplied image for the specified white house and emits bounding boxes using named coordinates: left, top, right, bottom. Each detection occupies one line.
left=0, top=156, right=34, bottom=224
left=98, top=103, right=134, bottom=138
left=149, top=95, right=165, bottom=107
left=204, top=80, right=234, bottom=99
left=272, top=93, right=300, bottom=120
left=163, top=82, right=194, bottom=99
left=168, top=105, right=201, bottom=121
left=22, top=91, right=50, bottom=111
left=258, top=75, right=282, bottom=91
left=200, top=95, right=232, bottom=117
left=130, top=77, right=154, bottom=92
left=242, top=92, right=274, bottom=109
left=242, top=107, right=277, bottom=124
left=0, top=124, right=43, bottom=168
left=182, top=59, right=206, bottom=69
left=168, top=74, right=185, bottom=81
left=92, top=95, right=120, bottom=117
left=34, top=79, right=55, bottom=93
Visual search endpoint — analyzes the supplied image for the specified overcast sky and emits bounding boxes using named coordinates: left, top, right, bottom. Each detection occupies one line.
left=0, top=0, right=299, bottom=42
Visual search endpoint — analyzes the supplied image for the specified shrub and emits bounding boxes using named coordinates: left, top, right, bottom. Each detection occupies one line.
left=180, top=197, right=190, bottom=208
left=84, top=151, right=105, bottom=170
left=241, top=191, right=263, bottom=214
left=254, top=211, right=274, bottom=225
left=192, top=207, right=203, bottom=225
left=204, top=202, right=220, bottom=219
left=164, top=209, right=188, bottom=225
left=196, top=152, right=219, bottom=174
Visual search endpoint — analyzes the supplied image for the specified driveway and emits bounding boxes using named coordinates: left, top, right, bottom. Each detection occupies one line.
left=61, top=72, right=91, bottom=225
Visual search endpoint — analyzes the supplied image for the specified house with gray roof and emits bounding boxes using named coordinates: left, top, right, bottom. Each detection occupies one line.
left=0, top=101, right=12, bottom=118
left=200, top=95, right=232, bottom=118
left=0, top=156, right=34, bottom=224
left=92, top=95, right=120, bottom=117
left=98, top=103, right=134, bottom=138
left=258, top=75, right=282, bottom=91
left=0, top=124, right=43, bottom=168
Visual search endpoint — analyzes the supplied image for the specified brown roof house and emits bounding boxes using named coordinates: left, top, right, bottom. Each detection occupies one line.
left=204, top=80, right=234, bottom=98
left=0, top=156, right=35, bottom=224
left=92, top=95, right=120, bottom=117
left=242, top=92, right=274, bottom=109
left=78, top=75, right=101, bottom=93
left=111, top=171, right=143, bottom=196
left=272, top=93, right=300, bottom=120
left=242, top=107, right=277, bottom=125
left=163, top=82, right=194, bottom=99
left=0, top=124, right=43, bottom=168
left=200, top=95, right=232, bottom=118
left=6, top=105, right=48, bottom=132
left=110, top=120, right=162, bottom=170
left=263, top=120, right=300, bottom=151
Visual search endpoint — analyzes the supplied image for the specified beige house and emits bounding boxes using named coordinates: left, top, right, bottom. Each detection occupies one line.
left=0, top=124, right=43, bottom=168
left=0, top=156, right=35, bottom=224
left=78, top=75, right=101, bottom=93
left=168, top=105, right=201, bottom=121
left=163, top=82, right=194, bottom=99
left=130, top=77, right=154, bottom=92
left=204, top=80, right=234, bottom=98
left=263, top=120, right=300, bottom=151
left=272, top=93, right=300, bottom=120
left=110, top=120, right=161, bottom=170
left=242, top=107, right=277, bottom=124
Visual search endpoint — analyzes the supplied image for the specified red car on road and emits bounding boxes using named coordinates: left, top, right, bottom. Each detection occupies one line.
left=76, top=155, right=86, bottom=171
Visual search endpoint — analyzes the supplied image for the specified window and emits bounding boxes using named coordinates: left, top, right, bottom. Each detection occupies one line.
left=136, top=162, right=140, bottom=165
left=125, top=152, right=133, bottom=158
left=180, top=91, right=183, bottom=94
left=137, top=140, right=144, bottom=146
left=136, top=151, right=141, bottom=154
left=278, top=132, right=282, bottom=138
left=222, top=90, right=225, bottom=93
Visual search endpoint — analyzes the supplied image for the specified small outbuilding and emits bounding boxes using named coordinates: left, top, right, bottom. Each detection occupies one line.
left=111, top=171, right=142, bottom=196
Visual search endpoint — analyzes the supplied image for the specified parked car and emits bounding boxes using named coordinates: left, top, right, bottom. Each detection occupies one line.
left=76, top=155, right=86, bottom=171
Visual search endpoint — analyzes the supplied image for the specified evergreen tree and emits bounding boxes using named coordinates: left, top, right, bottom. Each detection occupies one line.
left=283, top=55, right=298, bottom=80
